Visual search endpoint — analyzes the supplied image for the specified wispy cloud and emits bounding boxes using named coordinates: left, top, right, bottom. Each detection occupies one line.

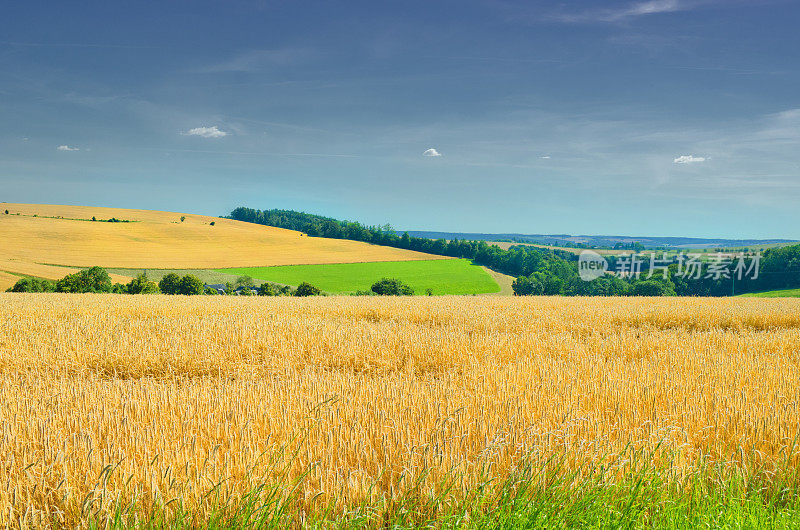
left=755, top=108, right=800, bottom=141
left=423, top=148, right=442, bottom=157
left=191, top=48, right=313, bottom=74
left=1, top=40, right=157, bottom=49
left=57, top=145, right=79, bottom=151
left=674, top=154, right=707, bottom=164
left=663, top=64, right=788, bottom=76
left=183, top=126, right=228, bottom=138
left=231, top=116, right=342, bottom=136
left=142, top=147, right=358, bottom=158
left=422, top=55, right=563, bottom=65
left=549, top=0, right=691, bottom=23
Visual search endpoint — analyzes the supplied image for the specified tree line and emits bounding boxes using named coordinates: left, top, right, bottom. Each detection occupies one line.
left=6, top=267, right=422, bottom=297
left=6, top=267, right=325, bottom=297
left=228, top=207, right=800, bottom=297
left=510, top=247, right=800, bottom=296
left=510, top=248, right=799, bottom=296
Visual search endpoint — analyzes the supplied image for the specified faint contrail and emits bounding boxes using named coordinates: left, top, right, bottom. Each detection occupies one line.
left=1, top=41, right=159, bottom=49
left=141, top=147, right=359, bottom=158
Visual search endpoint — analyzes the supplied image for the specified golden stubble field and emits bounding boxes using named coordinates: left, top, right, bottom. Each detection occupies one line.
left=0, top=204, right=444, bottom=290
left=1, top=294, right=799, bottom=526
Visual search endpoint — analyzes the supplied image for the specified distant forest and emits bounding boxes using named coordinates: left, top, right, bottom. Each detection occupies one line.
left=405, top=230, right=798, bottom=250
left=228, top=207, right=800, bottom=297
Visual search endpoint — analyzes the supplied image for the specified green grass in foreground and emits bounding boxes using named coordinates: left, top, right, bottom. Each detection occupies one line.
left=217, top=259, right=500, bottom=295
left=739, top=288, right=800, bottom=298
left=86, top=452, right=800, bottom=529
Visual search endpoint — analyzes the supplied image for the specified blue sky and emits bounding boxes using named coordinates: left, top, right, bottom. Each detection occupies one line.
left=1, top=0, right=798, bottom=238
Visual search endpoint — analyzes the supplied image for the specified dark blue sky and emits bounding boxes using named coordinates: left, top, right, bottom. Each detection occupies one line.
left=1, top=0, right=798, bottom=237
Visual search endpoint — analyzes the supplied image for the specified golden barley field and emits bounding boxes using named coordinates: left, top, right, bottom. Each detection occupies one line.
left=0, top=204, right=444, bottom=290
left=1, top=293, right=799, bottom=526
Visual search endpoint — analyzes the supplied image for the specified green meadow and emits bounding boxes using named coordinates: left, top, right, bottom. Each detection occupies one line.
left=739, top=288, right=800, bottom=298
left=218, top=259, right=500, bottom=295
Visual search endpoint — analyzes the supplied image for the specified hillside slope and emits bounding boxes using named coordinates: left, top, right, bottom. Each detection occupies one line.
left=0, top=203, right=445, bottom=289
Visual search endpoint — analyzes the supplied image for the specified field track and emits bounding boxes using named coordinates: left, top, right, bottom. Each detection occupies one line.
left=2, top=294, right=799, bottom=525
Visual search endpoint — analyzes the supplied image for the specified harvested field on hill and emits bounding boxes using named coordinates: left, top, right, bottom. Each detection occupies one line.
left=0, top=270, right=20, bottom=291
left=0, top=204, right=445, bottom=276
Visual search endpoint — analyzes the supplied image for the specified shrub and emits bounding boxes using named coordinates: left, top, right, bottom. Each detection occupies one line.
left=209, top=221, right=215, bottom=226
left=236, top=276, right=256, bottom=288
left=371, top=278, right=414, bottom=296
left=294, top=282, right=322, bottom=297
left=8, top=277, right=54, bottom=293
left=179, top=275, right=205, bottom=295
left=180, top=216, right=186, bottom=222
left=257, top=283, right=277, bottom=296
left=55, top=267, right=112, bottom=293
left=126, top=274, right=160, bottom=294
left=158, top=273, right=182, bottom=295
left=158, top=274, right=203, bottom=295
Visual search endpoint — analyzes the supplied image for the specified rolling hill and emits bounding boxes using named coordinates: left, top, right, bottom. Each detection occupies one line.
left=0, top=203, right=447, bottom=291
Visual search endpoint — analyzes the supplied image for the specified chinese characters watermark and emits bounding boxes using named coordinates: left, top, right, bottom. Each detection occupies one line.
left=578, top=251, right=761, bottom=281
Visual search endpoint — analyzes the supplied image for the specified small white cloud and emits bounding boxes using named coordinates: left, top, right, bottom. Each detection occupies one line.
left=539, top=155, right=551, bottom=159
left=674, top=155, right=706, bottom=164
left=184, top=126, right=228, bottom=138
left=57, top=145, right=79, bottom=151
left=423, top=148, right=442, bottom=157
